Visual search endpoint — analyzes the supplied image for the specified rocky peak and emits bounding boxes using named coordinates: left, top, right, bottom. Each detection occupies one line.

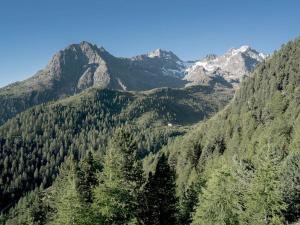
left=184, top=45, right=267, bottom=85
left=147, top=48, right=181, bottom=61
left=202, top=54, right=218, bottom=61
left=229, top=45, right=251, bottom=54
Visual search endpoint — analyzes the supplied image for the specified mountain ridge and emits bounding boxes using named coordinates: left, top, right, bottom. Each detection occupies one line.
left=0, top=42, right=265, bottom=125
left=184, top=45, right=267, bottom=85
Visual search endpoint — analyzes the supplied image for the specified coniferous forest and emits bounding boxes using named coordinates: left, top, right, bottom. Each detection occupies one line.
left=0, top=19, right=300, bottom=225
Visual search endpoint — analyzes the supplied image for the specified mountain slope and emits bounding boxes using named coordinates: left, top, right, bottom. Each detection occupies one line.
left=166, top=37, right=300, bottom=223
left=0, top=43, right=265, bottom=126
left=0, top=84, right=233, bottom=212
left=185, top=45, right=267, bottom=86
left=0, top=42, right=189, bottom=125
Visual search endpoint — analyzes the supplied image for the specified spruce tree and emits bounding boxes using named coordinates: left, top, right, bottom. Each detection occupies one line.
left=29, top=190, right=50, bottom=225
left=178, top=179, right=204, bottom=225
left=241, top=154, right=286, bottom=225
left=75, top=151, right=98, bottom=204
left=139, top=154, right=178, bottom=225
left=281, top=151, right=300, bottom=222
left=191, top=166, right=240, bottom=225
left=93, top=127, right=144, bottom=225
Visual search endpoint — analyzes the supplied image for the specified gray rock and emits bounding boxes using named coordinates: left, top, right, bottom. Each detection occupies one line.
left=184, top=45, right=267, bottom=86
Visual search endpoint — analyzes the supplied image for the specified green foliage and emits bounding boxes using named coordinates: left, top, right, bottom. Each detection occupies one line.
left=0, top=214, right=6, bottom=225
left=178, top=178, right=204, bottom=225
left=93, top=128, right=144, bottom=225
left=4, top=188, right=52, bottom=225
left=191, top=165, right=240, bottom=225
left=47, top=158, right=85, bottom=225
left=241, top=153, right=286, bottom=225
left=280, top=151, right=300, bottom=222
left=139, top=154, right=178, bottom=225
left=29, top=191, right=51, bottom=225
left=75, top=151, right=99, bottom=204
left=0, top=85, right=230, bottom=212
left=166, top=37, right=300, bottom=224
left=47, top=158, right=103, bottom=225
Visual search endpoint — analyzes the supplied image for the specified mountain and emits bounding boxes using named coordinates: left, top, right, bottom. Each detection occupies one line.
left=184, top=45, right=267, bottom=86
left=166, top=37, right=300, bottom=224
left=0, top=42, right=265, bottom=125
left=0, top=84, right=233, bottom=213
left=0, top=42, right=188, bottom=125
left=131, top=48, right=187, bottom=78
left=3, top=42, right=186, bottom=93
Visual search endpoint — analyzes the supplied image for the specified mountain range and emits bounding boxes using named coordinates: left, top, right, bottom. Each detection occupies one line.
left=1, top=36, right=300, bottom=225
left=2, top=42, right=266, bottom=92
left=0, top=42, right=265, bottom=125
left=184, top=45, right=267, bottom=85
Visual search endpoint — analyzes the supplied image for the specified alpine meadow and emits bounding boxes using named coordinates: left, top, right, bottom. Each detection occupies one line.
left=0, top=1, right=300, bottom=225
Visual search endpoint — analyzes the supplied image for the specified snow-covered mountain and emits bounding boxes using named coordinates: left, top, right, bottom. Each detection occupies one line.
left=1, top=42, right=266, bottom=97
left=130, top=45, right=267, bottom=87
left=184, top=45, right=267, bottom=86
left=0, top=42, right=266, bottom=125
left=130, top=48, right=187, bottom=78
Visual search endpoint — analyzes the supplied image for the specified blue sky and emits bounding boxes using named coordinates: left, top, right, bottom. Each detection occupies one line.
left=0, top=0, right=299, bottom=87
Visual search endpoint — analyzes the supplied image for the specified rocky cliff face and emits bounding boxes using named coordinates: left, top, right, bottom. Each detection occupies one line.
left=3, top=42, right=186, bottom=97
left=0, top=42, right=266, bottom=125
left=2, top=42, right=266, bottom=96
left=184, top=45, right=267, bottom=86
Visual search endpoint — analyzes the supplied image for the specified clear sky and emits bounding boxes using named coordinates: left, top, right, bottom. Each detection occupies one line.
left=0, top=0, right=299, bottom=87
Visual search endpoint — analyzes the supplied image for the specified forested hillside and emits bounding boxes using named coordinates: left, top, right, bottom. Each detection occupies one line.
left=0, top=40, right=265, bottom=126
left=0, top=84, right=232, bottom=216
left=165, top=37, right=300, bottom=224
left=1, top=36, right=300, bottom=225
left=0, top=41, right=187, bottom=126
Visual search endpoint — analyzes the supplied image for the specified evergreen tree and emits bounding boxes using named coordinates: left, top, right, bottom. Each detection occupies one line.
left=0, top=214, right=6, bottom=225
left=48, top=158, right=102, bottom=225
left=191, top=166, right=240, bottom=225
left=139, top=154, right=178, bottom=225
left=29, top=190, right=50, bottom=225
left=178, top=179, right=204, bottom=225
left=281, top=151, right=300, bottom=222
left=93, top=128, right=144, bottom=225
left=75, top=151, right=98, bottom=204
left=241, top=154, right=286, bottom=225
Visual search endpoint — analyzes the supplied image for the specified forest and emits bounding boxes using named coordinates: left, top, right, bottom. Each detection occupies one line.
left=0, top=37, right=300, bottom=225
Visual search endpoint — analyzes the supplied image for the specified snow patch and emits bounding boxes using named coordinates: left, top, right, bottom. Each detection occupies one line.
left=183, top=45, right=267, bottom=83
left=117, top=78, right=127, bottom=91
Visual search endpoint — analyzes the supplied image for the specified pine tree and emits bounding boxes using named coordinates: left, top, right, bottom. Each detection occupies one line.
left=75, top=151, right=98, bottom=204
left=281, top=151, right=300, bottom=222
left=178, top=179, right=204, bottom=225
left=93, top=128, right=144, bottom=225
left=139, top=154, right=178, bottom=225
left=241, top=153, right=286, bottom=225
left=29, top=190, right=50, bottom=225
left=191, top=165, right=240, bottom=225
left=48, top=158, right=102, bottom=225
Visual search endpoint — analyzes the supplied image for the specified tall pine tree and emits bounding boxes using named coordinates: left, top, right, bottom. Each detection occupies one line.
left=139, top=154, right=178, bottom=225
left=241, top=153, right=286, bottom=225
left=75, top=151, right=98, bottom=204
left=93, top=127, right=144, bottom=225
